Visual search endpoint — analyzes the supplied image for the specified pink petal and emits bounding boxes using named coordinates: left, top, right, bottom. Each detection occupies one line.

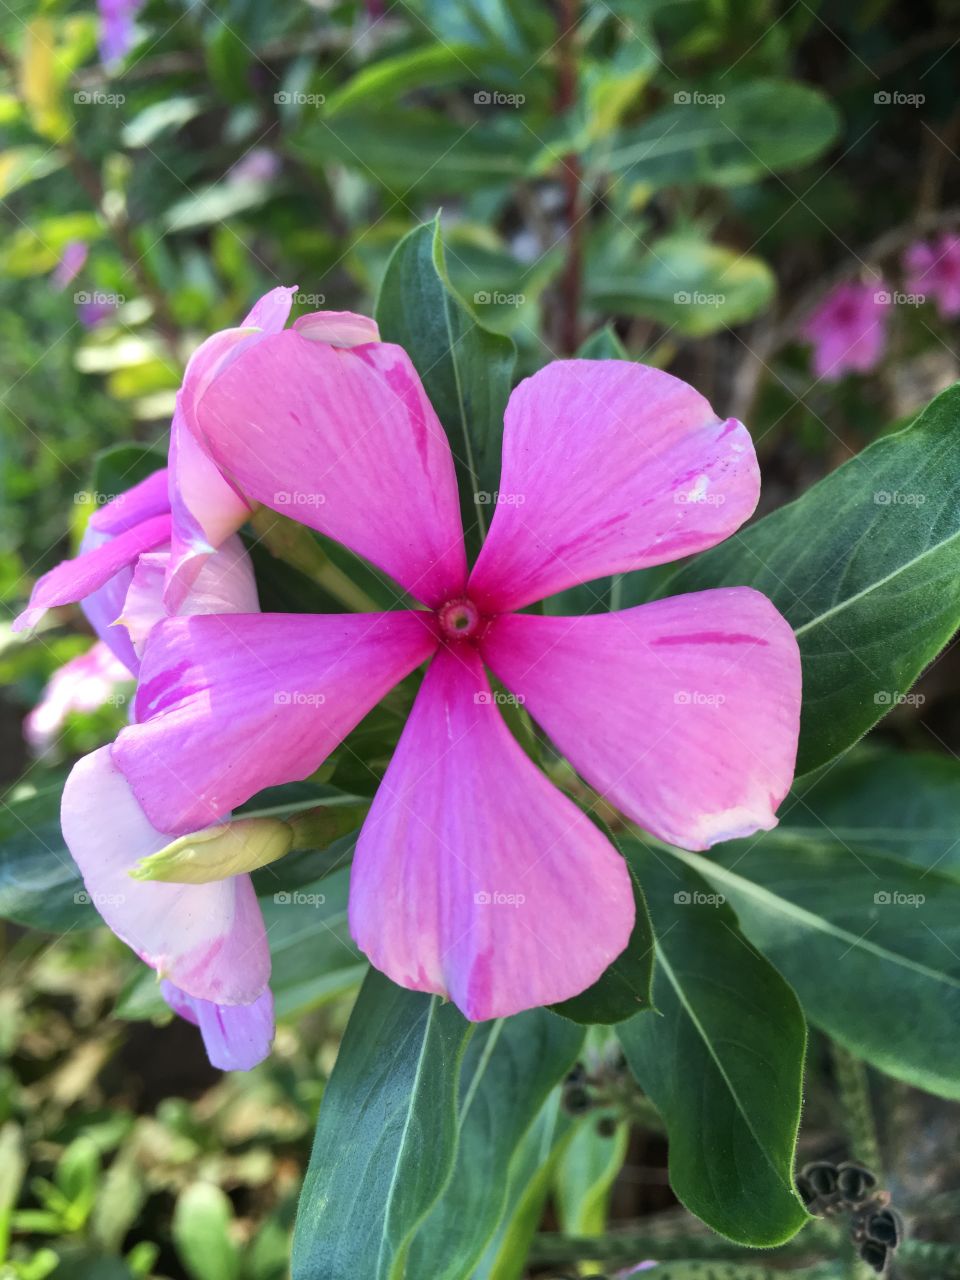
left=349, top=645, right=635, bottom=1020
left=89, top=467, right=170, bottom=535
left=467, top=361, right=760, bottom=613
left=113, top=611, right=438, bottom=833
left=77, top=526, right=140, bottom=674
left=160, top=981, right=274, bottom=1071
left=164, top=407, right=253, bottom=611
left=122, top=534, right=258, bottom=658
left=292, top=311, right=380, bottom=347
left=24, top=641, right=131, bottom=753
left=480, top=588, right=801, bottom=851
left=61, top=747, right=270, bottom=1003
left=12, top=514, right=171, bottom=632
left=193, top=334, right=467, bottom=607
left=242, top=284, right=296, bottom=331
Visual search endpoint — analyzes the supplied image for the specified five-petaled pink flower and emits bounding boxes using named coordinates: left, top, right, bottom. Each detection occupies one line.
left=903, top=232, right=960, bottom=319
left=800, top=280, right=890, bottom=381
left=101, top=297, right=801, bottom=1022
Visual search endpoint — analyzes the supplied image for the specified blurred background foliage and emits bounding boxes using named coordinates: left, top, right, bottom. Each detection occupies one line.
left=3, top=0, right=960, bottom=1276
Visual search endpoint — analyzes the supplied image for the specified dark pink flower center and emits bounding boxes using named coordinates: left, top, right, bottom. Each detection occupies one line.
left=437, top=597, right=482, bottom=641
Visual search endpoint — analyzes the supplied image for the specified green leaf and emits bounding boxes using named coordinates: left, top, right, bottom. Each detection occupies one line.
left=291, top=970, right=474, bottom=1280
left=91, top=444, right=166, bottom=506
left=551, top=831, right=654, bottom=1024
left=324, top=44, right=477, bottom=116
left=376, top=218, right=516, bottom=553
left=0, top=772, right=93, bottom=931
left=576, top=325, right=629, bottom=360
left=617, top=841, right=807, bottom=1245
left=173, top=1183, right=240, bottom=1280
left=783, top=749, right=960, bottom=877
left=407, top=1010, right=584, bottom=1279
left=606, top=79, right=840, bottom=189
left=660, top=383, right=960, bottom=773
left=588, top=234, right=776, bottom=336
left=0, top=146, right=63, bottom=199
left=554, top=1114, right=629, bottom=1235
left=678, top=832, right=960, bottom=1100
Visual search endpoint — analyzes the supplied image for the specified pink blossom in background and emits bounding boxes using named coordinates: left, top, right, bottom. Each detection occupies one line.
left=903, top=232, right=960, bottom=318
left=52, top=240, right=88, bottom=290
left=110, top=312, right=802, bottom=1024
left=24, top=641, right=130, bottom=755
left=228, top=148, right=282, bottom=186
left=799, top=280, right=890, bottom=381
left=98, top=0, right=144, bottom=64
left=77, top=297, right=118, bottom=329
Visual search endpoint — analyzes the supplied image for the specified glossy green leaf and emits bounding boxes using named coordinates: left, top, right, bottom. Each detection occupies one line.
left=617, top=842, right=807, bottom=1245
left=554, top=1113, right=629, bottom=1235
left=679, top=831, right=960, bottom=1099
left=660, top=383, right=960, bottom=773
left=607, top=79, right=840, bottom=189
left=376, top=218, right=516, bottom=552
left=408, top=1010, right=583, bottom=1279
left=0, top=772, right=92, bottom=931
left=291, top=970, right=474, bottom=1280
left=588, top=234, right=776, bottom=335
left=783, top=749, right=960, bottom=877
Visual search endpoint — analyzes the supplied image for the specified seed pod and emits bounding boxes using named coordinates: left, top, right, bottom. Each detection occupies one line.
left=860, top=1240, right=888, bottom=1273
left=836, top=1161, right=879, bottom=1205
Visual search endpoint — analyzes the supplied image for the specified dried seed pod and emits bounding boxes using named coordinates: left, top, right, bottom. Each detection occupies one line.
left=836, top=1161, right=879, bottom=1205
left=860, top=1240, right=889, bottom=1273
left=865, top=1207, right=903, bottom=1249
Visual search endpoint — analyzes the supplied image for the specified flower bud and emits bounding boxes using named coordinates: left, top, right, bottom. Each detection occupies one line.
left=131, top=817, right=294, bottom=884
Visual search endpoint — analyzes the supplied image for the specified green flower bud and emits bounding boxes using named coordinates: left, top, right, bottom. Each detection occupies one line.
left=130, top=817, right=294, bottom=884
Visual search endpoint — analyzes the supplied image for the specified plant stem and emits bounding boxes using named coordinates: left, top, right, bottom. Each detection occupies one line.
left=829, top=1042, right=882, bottom=1175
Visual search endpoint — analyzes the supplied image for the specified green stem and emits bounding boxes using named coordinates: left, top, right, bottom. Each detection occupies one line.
left=829, top=1041, right=882, bottom=1174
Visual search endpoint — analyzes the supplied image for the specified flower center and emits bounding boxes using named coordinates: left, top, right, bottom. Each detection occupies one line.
left=437, top=597, right=482, bottom=641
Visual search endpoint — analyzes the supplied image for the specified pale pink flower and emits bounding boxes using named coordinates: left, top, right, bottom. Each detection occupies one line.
left=24, top=641, right=130, bottom=754
left=903, top=232, right=960, bottom=318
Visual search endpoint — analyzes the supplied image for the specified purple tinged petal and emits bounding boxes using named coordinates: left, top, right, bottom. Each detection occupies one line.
left=89, top=467, right=170, bottom=535
left=160, top=982, right=275, bottom=1071
left=61, top=747, right=270, bottom=1003
left=12, top=514, right=171, bottom=633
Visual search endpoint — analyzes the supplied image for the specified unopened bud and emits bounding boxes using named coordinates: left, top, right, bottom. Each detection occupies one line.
left=131, top=817, right=294, bottom=884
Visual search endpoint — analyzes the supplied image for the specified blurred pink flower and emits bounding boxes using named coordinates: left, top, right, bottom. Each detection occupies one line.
left=110, top=326, right=802, bottom=1022
left=903, top=232, right=960, bottom=318
left=52, top=241, right=88, bottom=290
left=800, top=281, right=890, bottom=381
left=24, top=641, right=130, bottom=755
left=228, top=148, right=281, bottom=186
left=98, top=0, right=144, bottom=64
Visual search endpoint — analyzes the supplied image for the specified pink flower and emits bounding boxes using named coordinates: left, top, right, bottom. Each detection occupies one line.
left=98, top=0, right=144, bottom=64
left=111, top=332, right=801, bottom=1022
left=56, top=533, right=273, bottom=1071
left=800, top=281, right=890, bottom=381
left=903, top=232, right=960, bottom=318
left=52, top=240, right=88, bottom=290
left=24, top=641, right=130, bottom=755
